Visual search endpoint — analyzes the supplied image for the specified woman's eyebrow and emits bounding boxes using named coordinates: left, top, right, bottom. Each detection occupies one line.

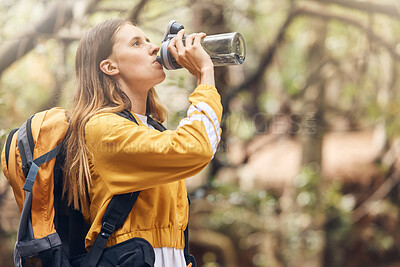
left=129, top=36, right=151, bottom=43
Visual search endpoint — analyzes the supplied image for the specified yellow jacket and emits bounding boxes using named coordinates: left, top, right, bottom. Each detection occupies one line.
left=84, top=84, right=222, bottom=250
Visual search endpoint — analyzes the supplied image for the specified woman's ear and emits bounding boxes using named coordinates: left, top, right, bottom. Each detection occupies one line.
left=100, top=59, right=119, bottom=76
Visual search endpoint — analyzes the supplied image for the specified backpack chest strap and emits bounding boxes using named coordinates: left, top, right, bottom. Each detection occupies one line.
left=22, top=142, right=63, bottom=192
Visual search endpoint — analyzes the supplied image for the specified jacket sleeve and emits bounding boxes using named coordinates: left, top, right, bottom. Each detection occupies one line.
left=85, top=84, right=222, bottom=195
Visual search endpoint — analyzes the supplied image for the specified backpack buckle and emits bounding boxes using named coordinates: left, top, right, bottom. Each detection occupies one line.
left=100, top=222, right=115, bottom=238
left=22, top=161, right=32, bottom=178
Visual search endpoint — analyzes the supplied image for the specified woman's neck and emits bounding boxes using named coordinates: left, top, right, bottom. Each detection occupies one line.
left=128, top=91, right=147, bottom=115
left=118, top=80, right=148, bottom=115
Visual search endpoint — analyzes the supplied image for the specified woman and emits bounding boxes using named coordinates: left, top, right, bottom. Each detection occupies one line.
left=63, top=19, right=222, bottom=266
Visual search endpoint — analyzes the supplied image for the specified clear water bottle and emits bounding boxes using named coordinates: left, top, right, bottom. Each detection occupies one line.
left=157, top=20, right=246, bottom=70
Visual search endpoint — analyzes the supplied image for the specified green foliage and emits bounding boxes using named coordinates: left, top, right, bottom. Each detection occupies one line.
left=194, top=167, right=355, bottom=266
left=197, top=181, right=280, bottom=266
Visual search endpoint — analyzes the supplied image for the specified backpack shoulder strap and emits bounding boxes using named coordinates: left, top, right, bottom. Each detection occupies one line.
left=184, top=196, right=196, bottom=267
left=116, top=109, right=138, bottom=125
left=82, top=192, right=140, bottom=267
left=118, top=109, right=167, bottom=132
left=147, top=115, right=167, bottom=132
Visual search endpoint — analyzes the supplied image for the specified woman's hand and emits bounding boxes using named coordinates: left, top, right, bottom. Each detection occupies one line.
left=168, top=29, right=215, bottom=86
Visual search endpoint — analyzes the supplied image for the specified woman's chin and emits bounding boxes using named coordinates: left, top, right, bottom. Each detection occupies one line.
left=155, top=72, right=166, bottom=85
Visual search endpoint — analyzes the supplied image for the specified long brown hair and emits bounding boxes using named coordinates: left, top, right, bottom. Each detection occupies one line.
left=63, top=19, right=167, bottom=214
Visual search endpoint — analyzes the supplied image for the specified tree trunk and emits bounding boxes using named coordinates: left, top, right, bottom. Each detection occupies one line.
left=301, top=20, right=327, bottom=167
left=301, top=17, right=328, bottom=266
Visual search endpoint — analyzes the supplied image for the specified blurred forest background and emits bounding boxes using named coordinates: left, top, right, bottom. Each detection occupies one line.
left=1, top=0, right=400, bottom=266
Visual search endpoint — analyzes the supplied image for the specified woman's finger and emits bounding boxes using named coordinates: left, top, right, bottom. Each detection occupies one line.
left=174, top=29, right=185, bottom=52
left=168, top=36, right=178, bottom=58
left=185, top=33, right=195, bottom=48
left=193, top=32, right=206, bottom=46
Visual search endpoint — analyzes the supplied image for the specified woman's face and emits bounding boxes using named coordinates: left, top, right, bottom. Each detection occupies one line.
left=109, top=23, right=166, bottom=91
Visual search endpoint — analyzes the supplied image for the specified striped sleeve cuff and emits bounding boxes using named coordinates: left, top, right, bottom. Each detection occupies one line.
left=178, top=102, right=221, bottom=158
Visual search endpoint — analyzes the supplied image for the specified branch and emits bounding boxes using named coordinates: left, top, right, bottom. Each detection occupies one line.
left=0, top=1, right=73, bottom=76
left=221, top=8, right=299, bottom=111
left=352, top=167, right=400, bottom=223
left=93, top=7, right=127, bottom=13
left=291, top=58, right=334, bottom=100
left=0, top=0, right=101, bottom=77
left=309, top=0, right=400, bottom=20
left=296, top=5, right=400, bottom=61
left=128, top=0, right=149, bottom=23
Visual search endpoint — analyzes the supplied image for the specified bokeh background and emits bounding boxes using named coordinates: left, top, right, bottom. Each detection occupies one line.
left=2, top=0, right=400, bottom=266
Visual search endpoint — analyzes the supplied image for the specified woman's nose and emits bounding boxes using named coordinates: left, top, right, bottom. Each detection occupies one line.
left=150, top=44, right=159, bottom=55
